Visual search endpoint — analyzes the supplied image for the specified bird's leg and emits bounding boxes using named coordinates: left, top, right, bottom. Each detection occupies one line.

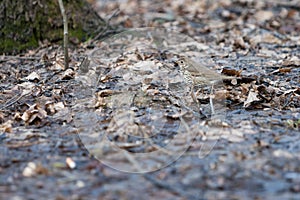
left=190, top=84, right=207, bottom=117
left=209, top=85, right=215, bottom=115
left=190, top=84, right=198, bottom=104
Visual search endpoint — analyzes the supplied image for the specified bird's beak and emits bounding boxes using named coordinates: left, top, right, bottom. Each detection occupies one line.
left=174, top=60, right=180, bottom=67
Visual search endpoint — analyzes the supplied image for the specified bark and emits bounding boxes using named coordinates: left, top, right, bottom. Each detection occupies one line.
left=0, top=0, right=106, bottom=54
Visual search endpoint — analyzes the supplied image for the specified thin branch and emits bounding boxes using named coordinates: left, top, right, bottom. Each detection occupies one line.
left=58, top=0, right=69, bottom=69
left=0, top=56, right=40, bottom=62
left=0, top=90, right=31, bottom=111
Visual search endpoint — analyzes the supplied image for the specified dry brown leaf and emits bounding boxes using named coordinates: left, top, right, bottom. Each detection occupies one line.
left=45, top=101, right=55, bottom=114
left=95, top=90, right=114, bottom=108
left=95, top=97, right=106, bottom=108
left=62, top=68, right=75, bottom=80
left=14, top=112, right=22, bottom=121
left=240, top=83, right=250, bottom=95
left=0, top=112, right=5, bottom=123
left=0, top=120, right=13, bottom=133
left=124, top=18, right=133, bottom=28
left=21, top=104, right=47, bottom=125
left=221, top=68, right=242, bottom=76
left=279, top=68, right=292, bottom=73
left=52, top=57, right=65, bottom=71
left=35, top=163, right=49, bottom=175
left=96, top=89, right=114, bottom=97
left=100, top=74, right=112, bottom=82
left=45, top=101, right=65, bottom=114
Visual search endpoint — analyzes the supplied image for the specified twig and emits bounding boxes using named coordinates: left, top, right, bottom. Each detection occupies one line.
left=209, top=97, right=215, bottom=114
left=58, top=0, right=69, bottom=69
left=0, top=56, right=40, bottom=62
left=0, top=90, right=31, bottom=111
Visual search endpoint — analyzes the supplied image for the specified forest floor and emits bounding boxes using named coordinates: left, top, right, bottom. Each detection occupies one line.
left=1, top=0, right=300, bottom=199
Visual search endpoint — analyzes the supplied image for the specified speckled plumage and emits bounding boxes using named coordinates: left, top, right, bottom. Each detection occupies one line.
left=176, top=57, right=234, bottom=86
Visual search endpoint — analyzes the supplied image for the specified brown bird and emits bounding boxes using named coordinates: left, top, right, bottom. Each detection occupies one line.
left=175, top=57, right=235, bottom=86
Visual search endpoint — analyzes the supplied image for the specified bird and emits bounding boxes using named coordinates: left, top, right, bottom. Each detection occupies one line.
left=175, top=56, right=235, bottom=86
left=175, top=56, right=237, bottom=115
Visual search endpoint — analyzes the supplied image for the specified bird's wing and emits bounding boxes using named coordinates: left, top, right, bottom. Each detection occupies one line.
left=185, top=58, right=219, bottom=76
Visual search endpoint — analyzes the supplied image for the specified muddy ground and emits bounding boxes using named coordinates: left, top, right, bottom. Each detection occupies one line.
left=1, top=0, right=300, bottom=199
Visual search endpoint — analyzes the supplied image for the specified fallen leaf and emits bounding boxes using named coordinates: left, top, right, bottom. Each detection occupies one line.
left=255, top=10, right=274, bottom=22
left=52, top=57, right=65, bottom=71
left=244, top=91, right=260, bottom=108
left=279, top=68, right=292, bottom=73
left=25, top=72, right=40, bottom=82
left=45, top=102, right=65, bottom=114
left=17, top=82, right=35, bottom=95
left=21, top=104, right=47, bottom=125
left=0, top=112, right=4, bottom=123
left=22, top=162, right=49, bottom=177
left=61, top=68, right=75, bottom=80
left=221, top=68, right=242, bottom=76
left=0, top=120, right=13, bottom=133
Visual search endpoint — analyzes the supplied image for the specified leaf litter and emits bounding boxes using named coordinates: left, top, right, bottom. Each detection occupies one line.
left=1, top=0, right=300, bottom=199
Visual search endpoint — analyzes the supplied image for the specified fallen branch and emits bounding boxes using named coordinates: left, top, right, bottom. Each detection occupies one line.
left=0, top=91, right=31, bottom=111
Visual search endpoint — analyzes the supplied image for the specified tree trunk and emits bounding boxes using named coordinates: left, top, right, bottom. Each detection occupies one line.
left=0, top=0, right=106, bottom=54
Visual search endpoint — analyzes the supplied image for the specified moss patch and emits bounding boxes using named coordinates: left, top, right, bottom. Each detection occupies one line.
left=0, top=0, right=106, bottom=54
